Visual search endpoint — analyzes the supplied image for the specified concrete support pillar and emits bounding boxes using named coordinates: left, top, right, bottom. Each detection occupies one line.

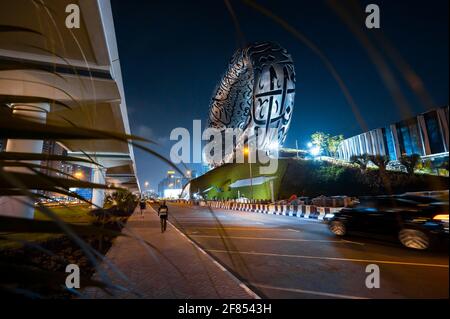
left=0, top=103, right=50, bottom=219
left=91, top=166, right=107, bottom=209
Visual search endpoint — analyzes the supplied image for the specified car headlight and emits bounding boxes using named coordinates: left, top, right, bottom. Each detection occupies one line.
left=433, top=214, right=449, bottom=221
left=324, top=213, right=335, bottom=219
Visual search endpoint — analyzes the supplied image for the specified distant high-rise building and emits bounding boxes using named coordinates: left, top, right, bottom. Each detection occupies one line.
left=158, top=170, right=190, bottom=198
left=190, top=170, right=198, bottom=179
left=41, top=140, right=65, bottom=178
left=40, top=140, right=92, bottom=200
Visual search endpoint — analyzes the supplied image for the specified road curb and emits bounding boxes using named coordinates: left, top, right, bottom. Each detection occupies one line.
left=149, top=205, right=262, bottom=299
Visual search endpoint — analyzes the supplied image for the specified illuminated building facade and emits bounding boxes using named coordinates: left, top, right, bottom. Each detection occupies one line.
left=337, top=106, right=449, bottom=162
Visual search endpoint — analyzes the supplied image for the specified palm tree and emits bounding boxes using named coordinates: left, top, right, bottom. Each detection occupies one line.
left=350, top=154, right=370, bottom=173
left=437, top=159, right=449, bottom=176
left=368, top=155, right=390, bottom=174
left=399, top=154, right=421, bottom=175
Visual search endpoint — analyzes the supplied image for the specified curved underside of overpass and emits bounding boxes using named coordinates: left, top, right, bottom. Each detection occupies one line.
left=0, top=0, right=139, bottom=192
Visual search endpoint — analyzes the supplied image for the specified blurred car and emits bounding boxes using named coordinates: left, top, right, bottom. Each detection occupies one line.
left=325, top=196, right=449, bottom=250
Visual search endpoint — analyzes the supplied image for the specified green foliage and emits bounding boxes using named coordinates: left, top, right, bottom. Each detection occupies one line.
left=310, top=132, right=344, bottom=156
left=191, top=158, right=448, bottom=201
left=316, top=164, right=346, bottom=182
left=368, top=155, right=390, bottom=173
left=439, top=159, right=449, bottom=171
left=278, top=159, right=448, bottom=198
left=103, top=189, right=138, bottom=213
left=350, top=154, right=370, bottom=172
left=310, top=131, right=329, bottom=150
left=399, top=154, right=421, bottom=175
left=327, top=134, right=345, bottom=156
left=0, top=215, right=124, bottom=237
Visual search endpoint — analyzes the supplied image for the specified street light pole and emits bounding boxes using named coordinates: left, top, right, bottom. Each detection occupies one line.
left=244, top=145, right=253, bottom=201
left=249, top=151, right=253, bottom=201
left=143, top=181, right=150, bottom=198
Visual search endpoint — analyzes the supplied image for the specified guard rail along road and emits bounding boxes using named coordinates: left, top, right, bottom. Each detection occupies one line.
left=174, top=200, right=343, bottom=220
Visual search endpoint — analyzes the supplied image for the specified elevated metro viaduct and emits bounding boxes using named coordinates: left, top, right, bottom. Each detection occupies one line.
left=0, top=0, right=139, bottom=218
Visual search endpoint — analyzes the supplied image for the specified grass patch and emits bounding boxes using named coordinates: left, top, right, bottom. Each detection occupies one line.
left=0, top=205, right=94, bottom=250
left=34, top=204, right=93, bottom=224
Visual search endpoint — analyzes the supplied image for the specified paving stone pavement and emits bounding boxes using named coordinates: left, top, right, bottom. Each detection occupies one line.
left=82, top=206, right=254, bottom=299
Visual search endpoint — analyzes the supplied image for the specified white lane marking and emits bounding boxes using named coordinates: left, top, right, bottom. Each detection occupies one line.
left=287, top=228, right=300, bottom=232
left=190, top=235, right=364, bottom=245
left=173, top=221, right=267, bottom=226
left=172, top=220, right=258, bottom=223
left=150, top=205, right=260, bottom=299
left=252, top=283, right=369, bottom=299
left=207, top=250, right=449, bottom=268
left=172, top=216, right=230, bottom=222
left=187, top=227, right=298, bottom=231
left=156, top=225, right=261, bottom=299
left=170, top=225, right=261, bottom=299
left=342, top=239, right=366, bottom=245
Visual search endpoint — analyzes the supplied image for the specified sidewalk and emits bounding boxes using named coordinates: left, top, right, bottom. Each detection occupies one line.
left=83, top=206, right=255, bottom=299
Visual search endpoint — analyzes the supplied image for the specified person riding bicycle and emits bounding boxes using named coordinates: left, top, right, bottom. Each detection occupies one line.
left=158, top=201, right=169, bottom=233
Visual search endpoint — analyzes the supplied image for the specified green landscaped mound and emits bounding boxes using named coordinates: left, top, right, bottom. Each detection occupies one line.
left=190, top=159, right=449, bottom=200
left=189, top=160, right=288, bottom=200
left=279, top=159, right=448, bottom=198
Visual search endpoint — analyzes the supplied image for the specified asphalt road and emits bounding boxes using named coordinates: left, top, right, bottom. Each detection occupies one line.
left=154, top=203, right=449, bottom=299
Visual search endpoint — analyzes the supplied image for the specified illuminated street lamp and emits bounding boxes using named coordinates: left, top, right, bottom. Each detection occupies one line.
left=308, top=143, right=321, bottom=157
left=74, top=171, right=83, bottom=179
left=144, top=181, right=149, bottom=188
left=243, top=146, right=253, bottom=201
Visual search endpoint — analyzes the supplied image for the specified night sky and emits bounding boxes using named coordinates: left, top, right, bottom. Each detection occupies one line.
left=110, top=0, right=449, bottom=190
